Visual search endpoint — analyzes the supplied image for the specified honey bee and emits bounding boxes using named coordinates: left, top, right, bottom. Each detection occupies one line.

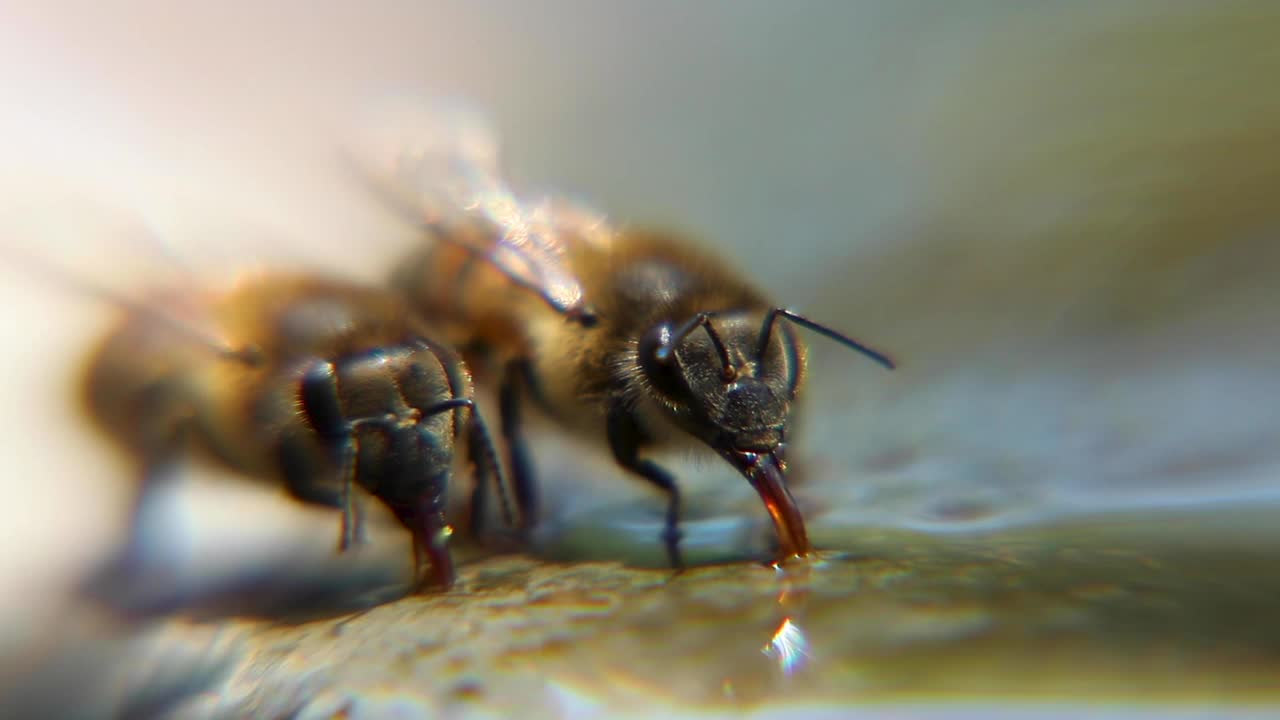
left=79, top=266, right=511, bottom=593
left=349, top=101, right=894, bottom=568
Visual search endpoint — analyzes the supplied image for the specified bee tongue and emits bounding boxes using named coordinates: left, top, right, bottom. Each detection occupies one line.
left=726, top=450, right=811, bottom=560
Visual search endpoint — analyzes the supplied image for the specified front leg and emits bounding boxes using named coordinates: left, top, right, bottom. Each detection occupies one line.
left=462, top=398, right=515, bottom=541
left=79, top=414, right=196, bottom=610
left=606, top=401, right=685, bottom=571
left=289, top=360, right=364, bottom=551
left=500, top=358, right=539, bottom=532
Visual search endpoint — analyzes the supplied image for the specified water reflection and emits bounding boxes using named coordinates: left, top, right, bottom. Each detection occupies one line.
left=763, top=617, right=810, bottom=677
left=84, top=508, right=1276, bottom=717
left=761, top=566, right=814, bottom=678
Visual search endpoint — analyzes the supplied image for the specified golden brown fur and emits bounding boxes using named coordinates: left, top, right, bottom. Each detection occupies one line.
left=375, top=110, right=891, bottom=564
left=83, top=273, right=459, bottom=477
left=393, top=205, right=852, bottom=563
left=82, top=270, right=490, bottom=590
left=396, top=225, right=805, bottom=442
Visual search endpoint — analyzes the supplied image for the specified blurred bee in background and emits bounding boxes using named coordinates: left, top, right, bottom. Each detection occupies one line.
left=348, top=101, right=895, bottom=569
left=78, top=266, right=512, bottom=594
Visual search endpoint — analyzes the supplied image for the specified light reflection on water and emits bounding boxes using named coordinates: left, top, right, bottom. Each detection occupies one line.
left=97, top=508, right=1276, bottom=718
left=761, top=617, right=810, bottom=677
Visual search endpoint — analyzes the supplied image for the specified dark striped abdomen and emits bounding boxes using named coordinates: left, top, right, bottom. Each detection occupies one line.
left=271, top=336, right=472, bottom=522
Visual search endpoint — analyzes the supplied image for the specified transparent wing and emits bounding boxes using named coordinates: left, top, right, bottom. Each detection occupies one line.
left=0, top=190, right=248, bottom=358
left=0, top=190, right=188, bottom=297
left=345, top=95, right=606, bottom=325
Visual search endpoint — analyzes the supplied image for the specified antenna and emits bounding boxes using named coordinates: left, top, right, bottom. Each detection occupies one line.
left=756, top=308, right=895, bottom=372
left=656, top=312, right=736, bottom=381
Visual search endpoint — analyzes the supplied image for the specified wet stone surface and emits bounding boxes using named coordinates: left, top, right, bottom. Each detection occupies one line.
left=166, top=507, right=1280, bottom=718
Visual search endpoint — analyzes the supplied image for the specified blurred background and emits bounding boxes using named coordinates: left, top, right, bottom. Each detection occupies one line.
left=1, top=1, right=1278, bottom=718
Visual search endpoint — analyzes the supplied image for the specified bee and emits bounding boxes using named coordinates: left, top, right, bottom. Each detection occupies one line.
left=79, top=266, right=511, bottom=593
left=348, top=101, right=894, bottom=568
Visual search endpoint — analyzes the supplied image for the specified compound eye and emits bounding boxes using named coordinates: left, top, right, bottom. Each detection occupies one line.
left=638, top=323, right=684, bottom=396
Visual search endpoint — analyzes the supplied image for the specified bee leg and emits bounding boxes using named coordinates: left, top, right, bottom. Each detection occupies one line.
left=78, top=421, right=193, bottom=611
left=500, top=358, right=539, bottom=533
left=135, top=416, right=192, bottom=500
left=279, top=433, right=365, bottom=552
left=290, top=360, right=367, bottom=552
left=335, top=438, right=364, bottom=551
left=464, top=403, right=515, bottom=541
left=406, top=396, right=501, bottom=589
left=606, top=403, right=685, bottom=571
left=466, top=437, right=490, bottom=539
left=411, top=489, right=455, bottom=593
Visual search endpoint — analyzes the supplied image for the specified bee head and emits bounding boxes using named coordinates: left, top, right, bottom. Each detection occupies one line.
left=636, top=307, right=892, bottom=560
left=636, top=308, right=895, bottom=458
left=637, top=312, right=799, bottom=456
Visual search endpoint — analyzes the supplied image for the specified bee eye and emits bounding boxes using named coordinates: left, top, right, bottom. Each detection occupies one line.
left=638, top=324, right=684, bottom=395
